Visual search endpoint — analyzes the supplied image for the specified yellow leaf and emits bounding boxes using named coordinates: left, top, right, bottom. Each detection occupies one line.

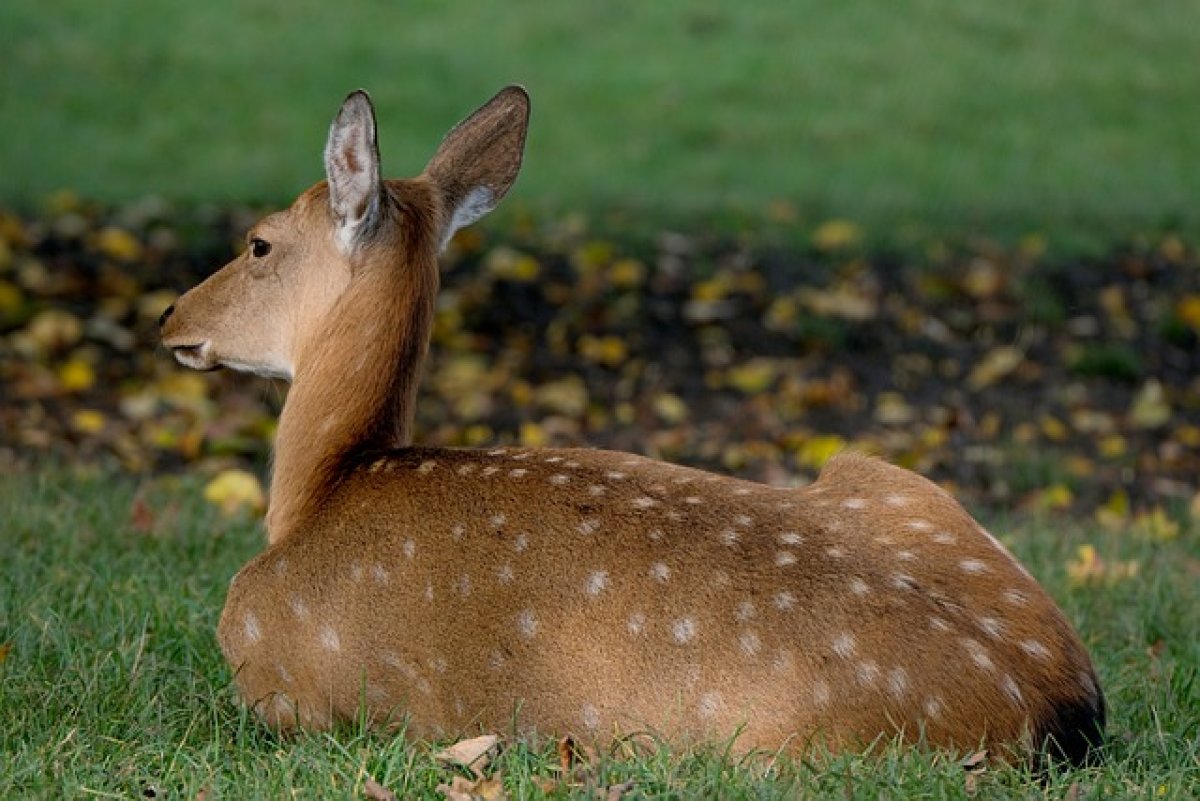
left=874, top=392, right=916, bottom=425
left=1178, top=295, right=1200, bottom=331
left=727, top=359, right=778, bottom=394
left=1133, top=508, right=1180, bottom=542
left=534, top=376, right=588, bottom=417
left=579, top=335, right=627, bottom=367
left=25, top=309, right=83, bottom=353
left=57, top=358, right=96, bottom=393
left=1038, top=483, right=1074, bottom=511
left=691, top=277, right=730, bottom=302
left=812, top=219, right=862, bottom=251
left=652, top=393, right=689, bottom=425
left=72, top=409, right=107, bottom=434
left=1040, top=416, right=1068, bottom=442
left=1130, top=380, right=1170, bottom=429
left=797, top=434, right=846, bottom=469
left=1098, top=434, right=1126, bottom=459
left=609, top=258, right=645, bottom=288
left=967, top=347, right=1024, bottom=390
left=203, top=470, right=265, bottom=517
left=93, top=226, right=143, bottom=262
left=519, top=421, right=547, bottom=447
left=1095, top=489, right=1130, bottom=529
left=0, top=280, right=23, bottom=319
left=485, top=246, right=540, bottom=282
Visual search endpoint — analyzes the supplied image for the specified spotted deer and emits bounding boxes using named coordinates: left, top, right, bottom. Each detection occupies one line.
left=160, top=86, right=1104, bottom=765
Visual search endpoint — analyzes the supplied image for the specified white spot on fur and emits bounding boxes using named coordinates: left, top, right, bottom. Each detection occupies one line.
left=274, top=558, right=287, bottom=576
left=1020, top=639, right=1051, bottom=660
left=923, top=696, right=944, bottom=719
left=933, top=531, right=957, bottom=545
left=906, top=519, right=934, bottom=532
left=774, top=591, right=796, bottom=610
left=451, top=523, right=466, bottom=540
left=417, top=460, right=437, bottom=474
left=739, top=630, right=761, bottom=656
left=481, top=466, right=500, bottom=477
left=509, top=468, right=528, bottom=478
left=371, top=563, right=389, bottom=584
left=497, top=563, right=514, bottom=584
left=578, top=518, right=601, bottom=535
left=963, top=638, right=994, bottom=671
left=720, top=529, right=740, bottom=546
left=544, top=456, right=563, bottom=464
left=514, top=533, right=529, bottom=552
left=488, top=650, right=506, bottom=671
left=581, top=703, right=600, bottom=730
left=977, top=616, right=1004, bottom=639
left=490, top=513, right=507, bottom=528
left=403, top=539, right=416, bottom=559
left=588, top=484, right=607, bottom=496
left=487, top=448, right=508, bottom=456
left=517, top=609, right=538, bottom=639
left=772, top=649, right=795, bottom=674
left=812, top=680, right=831, bottom=707
left=289, top=594, right=309, bottom=619
left=887, top=667, right=909, bottom=700
left=627, top=612, right=646, bottom=636
left=632, top=496, right=658, bottom=509
left=826, top=546, right=846, bottom=558
left=778, top=531, right=804, bottom=546
left=884, top=494, right=911, bottom=507
left=424, top=582, right=434, bottom=602
left=649, top=562, right=671, bottom=582
left=549, top=474, right=570, bottom=486
left=856, top=660, right=880, bottom=686
left=685, top=496, right=703, bottom=505
left=672, top=617, right=697, bottom=644
left=895, top=550, right=916, bottom=561
left=929, top=616, right=951, bottom=632
left=842, top=498, right=867, bottom=510
left=1001, top=674, right=1024, bottom=706
left=276, top=663, right=294, bottom=684
left=832, top=632, right=857, bottom=659
left=1004, top=588, right=1030, bottom=606
left=892, top=573, right=918, bottom=591
left=960, top=558, right=989, bottom=574
left=775, top=551, right=797, bottom=566
left=585, top=570, right=609, bottom=596
left=734, top=487, right=753, bottom=496
left=734, top=514, right=753, bottom=527
left=605, top=471, right=627, bottom=480
left=735, top=601, right=756, bottom=622
left=698, top=692, right=721, bottom=718
left=319, top=625, right=340, bottom=652
left=849, top=577, right=870, bottom=595
left=243, top=613, right=261, bottom=643
left=457, top=573, right=471, bottom=597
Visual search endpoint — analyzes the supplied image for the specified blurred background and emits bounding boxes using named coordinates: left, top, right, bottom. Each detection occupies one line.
left=4, top=0, right=1199, bottom=234
left=1, top=0, right=1198, bottom=517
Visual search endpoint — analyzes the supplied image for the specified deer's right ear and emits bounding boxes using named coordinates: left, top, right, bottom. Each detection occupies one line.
left=324, top=90, right=383, bottom=252
left=424, top=85, right=530, bottom=250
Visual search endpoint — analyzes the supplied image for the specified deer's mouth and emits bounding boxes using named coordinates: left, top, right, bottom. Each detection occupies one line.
left=170, top=341, right=217, bottom=371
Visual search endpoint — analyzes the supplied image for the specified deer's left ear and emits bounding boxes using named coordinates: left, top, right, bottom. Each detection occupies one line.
left=325, top=90, right=383, bottom=252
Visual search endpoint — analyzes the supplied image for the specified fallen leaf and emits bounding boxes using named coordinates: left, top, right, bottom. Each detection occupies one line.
left=363, top=776, right=398, bottom=801
left=967, top=347, right=1023, bottom=390
left=0, top=642, right=10, bottom=664
left=1130, top=379, right=1170, bottom=429
left=436, top=774, right=507, bottom=801
left=1133, top=508, right=1180, bottom=542
left=812, top=219, right=862, bottom=251
left=202, top=469, right=265, bottom=517
left=604, top=780, right=636, bottom=800
left=434, top=733, right=501, bottom=778
left=796, top=434, right=846, bottom=469
left=130, top=494, right=156, bottom=533
left=71, top=409, right=107, bottom=434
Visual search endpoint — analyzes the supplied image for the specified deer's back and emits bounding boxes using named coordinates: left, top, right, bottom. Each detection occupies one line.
left=218, top=447, right=1103, bottom=759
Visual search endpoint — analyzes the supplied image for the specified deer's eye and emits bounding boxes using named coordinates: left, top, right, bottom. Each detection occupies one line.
left=250, top=237, right=272, bottom=258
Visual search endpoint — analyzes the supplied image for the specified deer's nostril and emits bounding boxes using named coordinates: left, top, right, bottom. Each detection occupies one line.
left=158, top=304, right=175, bottom=327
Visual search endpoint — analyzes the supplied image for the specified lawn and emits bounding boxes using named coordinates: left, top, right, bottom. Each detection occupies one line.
left=1, top=469, right=1197, bottom=798
left=3, top=0, right=1200, bottom=239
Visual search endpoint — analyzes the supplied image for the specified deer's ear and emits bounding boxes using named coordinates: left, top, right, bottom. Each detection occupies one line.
left=424, top=85, right=530, bottom=249
left=325, top=90, right=383, bottom=251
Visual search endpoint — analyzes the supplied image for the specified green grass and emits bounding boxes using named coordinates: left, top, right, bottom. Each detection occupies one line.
left=3, top=0, right=1199, bottom=240
left=2, top=468, right=1197, bottom=798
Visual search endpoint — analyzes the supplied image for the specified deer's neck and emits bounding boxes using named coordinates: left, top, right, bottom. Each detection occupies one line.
left=266, top=194, right=439, bottom=542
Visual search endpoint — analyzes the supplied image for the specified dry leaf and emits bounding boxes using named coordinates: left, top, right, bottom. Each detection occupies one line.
left=604, top=780, right=636, bottom=800
left=812, top=219, right=862, bottom=251
left=363, top=776, right=398, bottom=801
left=436, top=773, right=507, bottom=801
left=202, top=469, right=266, bottom=517
left=0, top=642, right=10, bottom=664
left=435, top=733, right=501, bottom=778
left=967, top=347, right=1023, bottom=390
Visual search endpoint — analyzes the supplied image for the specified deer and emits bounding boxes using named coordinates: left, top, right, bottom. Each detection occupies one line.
left=159, top=86, right=1105, bottom=767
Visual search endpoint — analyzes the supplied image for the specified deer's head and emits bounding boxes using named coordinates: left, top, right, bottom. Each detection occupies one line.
left=160, top=87, right=530, bottom=380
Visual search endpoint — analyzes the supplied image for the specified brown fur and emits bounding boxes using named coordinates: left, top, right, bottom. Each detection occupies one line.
left=162, top=87, right=1104, bottom=763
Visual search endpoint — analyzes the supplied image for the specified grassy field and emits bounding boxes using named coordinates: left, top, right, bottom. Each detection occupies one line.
left=1, top=468, right=1197, bottom=798
left=3, top=0, right=1200, bottom=238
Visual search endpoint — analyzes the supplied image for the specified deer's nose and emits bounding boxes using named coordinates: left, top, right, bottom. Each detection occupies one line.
left=158, top=304, right=175, bottom=327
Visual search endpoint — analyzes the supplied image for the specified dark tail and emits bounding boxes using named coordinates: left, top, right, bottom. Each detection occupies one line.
left=1033, top=675, right=1106, bottom=769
